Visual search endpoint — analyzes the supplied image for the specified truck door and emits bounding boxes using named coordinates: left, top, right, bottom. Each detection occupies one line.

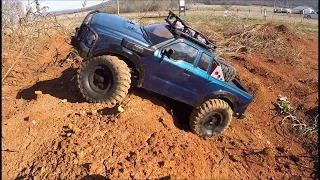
left=149, top=41, right=200, bottom=105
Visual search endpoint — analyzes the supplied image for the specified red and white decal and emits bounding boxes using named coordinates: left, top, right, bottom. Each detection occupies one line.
left=210, top=62, right=225, bottom=81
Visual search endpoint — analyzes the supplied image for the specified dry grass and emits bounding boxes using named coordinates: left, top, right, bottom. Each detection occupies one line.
left=282, top=114, right=318, bottom=136
left=2, top=2, right=317, bottom=79
left=124, top=9, right=316, bottom=61
left=218, top=22, right=300, bottom=61
left=1, top=5, right=82, bottom=82
left=273, top=95, right=318, bottom=137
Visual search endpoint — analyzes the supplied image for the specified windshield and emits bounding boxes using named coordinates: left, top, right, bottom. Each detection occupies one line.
left=143, top=24, right=174, bottom=45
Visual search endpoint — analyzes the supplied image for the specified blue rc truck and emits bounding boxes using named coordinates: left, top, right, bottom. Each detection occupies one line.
left=71, top=11, right=253, bottom=137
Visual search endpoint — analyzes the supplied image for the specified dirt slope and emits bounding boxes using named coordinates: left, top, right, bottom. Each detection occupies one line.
left=2, top=27, right=318, bottom=180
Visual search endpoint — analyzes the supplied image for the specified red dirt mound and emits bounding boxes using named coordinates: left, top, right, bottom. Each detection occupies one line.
left=2, top=28, right=318, bottom=180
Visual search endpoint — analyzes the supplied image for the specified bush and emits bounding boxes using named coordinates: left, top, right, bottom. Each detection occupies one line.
left=2, top=0, right=24, bottom=26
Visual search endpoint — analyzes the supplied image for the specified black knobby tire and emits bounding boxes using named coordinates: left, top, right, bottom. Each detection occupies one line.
left=215, top=56, right=236, bottom=82
left=190, top=99, right=233, bottom=137
left=77, top=55, right=131, bottom=106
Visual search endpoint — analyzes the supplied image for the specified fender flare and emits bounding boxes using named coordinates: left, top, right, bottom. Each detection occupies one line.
left=194, top=90, right=239, bottom=113
left=90, top=43, right=145, bottom=87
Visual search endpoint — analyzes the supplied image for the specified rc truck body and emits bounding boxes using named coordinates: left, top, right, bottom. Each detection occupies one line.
left=71, top=11, right=253, bottom=137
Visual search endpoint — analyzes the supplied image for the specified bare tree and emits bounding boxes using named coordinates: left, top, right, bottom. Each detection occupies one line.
left=2, top=0, right=23, bottom=26
left=34, top=0, right=49, bottom=14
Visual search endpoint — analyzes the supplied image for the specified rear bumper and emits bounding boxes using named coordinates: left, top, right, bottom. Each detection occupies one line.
left=228, top=79, right=252, bottom=119
left=236, top=113, right=246, bottom=119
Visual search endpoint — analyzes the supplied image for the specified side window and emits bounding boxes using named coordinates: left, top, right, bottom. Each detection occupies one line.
left=164, top=42, right=198, bottom=65
left=197, top=53, right=211, bottom=72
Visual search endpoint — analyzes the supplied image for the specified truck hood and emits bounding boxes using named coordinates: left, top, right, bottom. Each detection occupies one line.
left=90, top=13, right=150, bottom=47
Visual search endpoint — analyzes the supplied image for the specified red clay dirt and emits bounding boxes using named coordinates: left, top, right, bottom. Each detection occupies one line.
left=2, top=25, right=318, bottom=180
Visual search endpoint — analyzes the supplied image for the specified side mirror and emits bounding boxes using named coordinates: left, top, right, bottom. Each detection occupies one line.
left=161, top=48, right=174, bottom=59
left=167, top=49, right=174, bottom=58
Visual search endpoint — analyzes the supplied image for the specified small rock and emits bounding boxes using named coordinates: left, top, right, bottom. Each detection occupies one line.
left=219, top=155, right=228, bottom=165
left=68, top=123, right=73, bottom=130
left=126, top=151, right=137, bottom=162
left=32, top=120, right=36, bottom=124
left=61, top=99, right=67, bottom=103
left=276, top=146, right=285, bottom=153
left=278, top=96, right=288, bottom=101
left=67, top=133, right=72, bottom=137
left=289, top=155, right=299, bottom=162
left=91, top=110, right=98, bottom=115
left=158, top=161, right=165, bottom=168
left=34, top=91, right=43, bottom=95
left=173, top=153, right=179, bottom=157
left=78, top=151, right=85, bottom=158
left=73, top=127, right=81, bottom=134
left=40, top=167, right=46, bottom=173
left=218, top=136, right=224, bottom=142
left=229, top=154, right=240, bottom=162
left=169, top=109, right=173, bottom=115
left=163, top=161, right=175, bottom=168
left=79, top=111, right=86, bottom=117
left=261, top=147, right=274, bottom=156
left=68, top=112, right=76, bottom=118
left=28, top=112, right=38, bottom=122
left=284, top=163, right=290, bottom=169
left=159, top=117, right=164, bottom=122
left=118, top=105, right=124, bottom=113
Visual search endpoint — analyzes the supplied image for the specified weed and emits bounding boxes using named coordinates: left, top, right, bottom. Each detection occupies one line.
left=273, top=95, right=318, bottom=136
left=273, top=95, right=292, bottom=115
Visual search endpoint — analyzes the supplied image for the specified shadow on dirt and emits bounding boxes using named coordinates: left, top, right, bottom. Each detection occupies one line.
left=81, top=174, right=110, bottom=180
left=129, top=88, right=193, bottom=133
left=95, top=87, right=193, bottom=132
left=16, top=66, right=193, bottom=132
left=79, top=174, right=171, bottom=180
left=16, top=67, right=84, bottom=103
left=304, top=106, right=318, bottom=117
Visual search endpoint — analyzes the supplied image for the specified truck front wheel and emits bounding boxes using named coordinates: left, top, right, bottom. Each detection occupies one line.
left=190, top=99, right=233, bottom=137
left=77, top=55, right=131, bottom=106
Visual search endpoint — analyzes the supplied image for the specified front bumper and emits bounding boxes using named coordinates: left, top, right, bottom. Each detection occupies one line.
left=71, top=33, right=90, bottom=58
left=71, top=11, right=100, bottom=58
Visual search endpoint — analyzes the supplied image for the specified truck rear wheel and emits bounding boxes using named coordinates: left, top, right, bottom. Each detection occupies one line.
left=190, top=99, right=233, bottom=137
left=77, top=55, right=131, bottom=106
left=215, top=56, right=236, bottom=82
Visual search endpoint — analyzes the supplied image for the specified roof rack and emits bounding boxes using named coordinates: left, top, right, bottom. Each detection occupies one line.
left=165, top=11, right=217, bottom=50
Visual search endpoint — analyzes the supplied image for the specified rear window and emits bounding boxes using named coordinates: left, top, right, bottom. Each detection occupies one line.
left=197, top=53, right=211, bottom=72
left=143, top=24, right=174, bottom=45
